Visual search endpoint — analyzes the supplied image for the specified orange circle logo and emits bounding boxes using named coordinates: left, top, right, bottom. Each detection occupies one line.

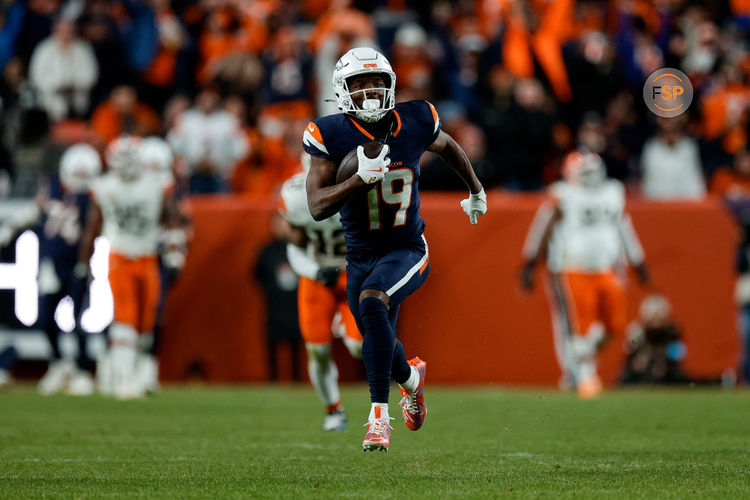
left=643, top=68, right=693, bottom=118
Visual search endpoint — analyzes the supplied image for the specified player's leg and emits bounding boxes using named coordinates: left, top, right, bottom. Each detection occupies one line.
left=38, top=290, right=75, bottom=395
left=545, top=273, right=578, bottom=389
left=334, top=272, right=362, bottom=359
left=298, top=276, right=347, bottom=430
left=108, top=254, right=140, bottom=399
left=65, top=264, right=96, bottom=396
left=149, top=256, right=174, bottom=375
left=346, top=257, right=392, bottom=450
left=0, top=345, right=16, bottom=389
left=355, top=239, right=429, bottom=449
left=741, top=305, right=750, bottom=383
left=136, top=256, right=161, bottom=395
left=561, top=271, right=601, bottom=398
left=386, top=267, right=429, bottom=432
left=599, top=271, right=628, bottom=366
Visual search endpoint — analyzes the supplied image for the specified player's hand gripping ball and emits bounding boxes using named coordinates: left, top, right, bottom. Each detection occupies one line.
left=460, top=188, right=487, bottom=224
left=336, top=141, right=390, bottom=186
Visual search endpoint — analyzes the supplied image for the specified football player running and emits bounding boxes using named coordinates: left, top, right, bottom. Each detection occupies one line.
left=304, top=47, right=487, bottom=451
left=0, top=143, right=102, bottom=395
left=280, top=154, right=363, bottom=432
left=79, top=136, right=184, bottom=399
left=520, top=151, right=649, bottom=399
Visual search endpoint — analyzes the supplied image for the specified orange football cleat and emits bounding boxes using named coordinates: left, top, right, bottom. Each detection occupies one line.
left=398, top=357, right=427, bottom=431
left=362, top=406, right=393, bottom=452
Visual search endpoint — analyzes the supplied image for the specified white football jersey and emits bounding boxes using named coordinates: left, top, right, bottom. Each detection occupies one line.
left=280, top=172, right=346, bottom=269
left=548, top=180, right=643, bottom=272
left=90, top=172, right=170, bottom=258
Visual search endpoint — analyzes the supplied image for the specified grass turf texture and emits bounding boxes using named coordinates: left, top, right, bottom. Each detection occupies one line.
left=1, top=385, right=749, bottom=498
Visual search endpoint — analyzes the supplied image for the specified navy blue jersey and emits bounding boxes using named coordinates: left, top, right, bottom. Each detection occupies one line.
left=38, top=175, right=90, bottom=266
left=303, top=100, right=441, bottom=255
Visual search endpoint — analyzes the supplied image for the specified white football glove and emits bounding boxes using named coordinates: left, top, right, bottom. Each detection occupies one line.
left=460, top=188, right=487, bottom=224
left=356, top=144, right=390, bottom=184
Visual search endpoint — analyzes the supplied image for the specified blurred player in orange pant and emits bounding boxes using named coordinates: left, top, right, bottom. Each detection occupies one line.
left=79, top=136, right=185, bottom=399
left=520, top=151, right=650, bottom=399
left=279, top=154, right=362, bottom=431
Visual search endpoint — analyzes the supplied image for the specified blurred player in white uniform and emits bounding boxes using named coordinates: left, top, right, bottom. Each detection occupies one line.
left=280, top=155, right=362, bottom=431
left=136, top=137, right=189, bottom=393
left=520, top=151, right=649, bottom=399
left=79, top=136, right=184, bottom=399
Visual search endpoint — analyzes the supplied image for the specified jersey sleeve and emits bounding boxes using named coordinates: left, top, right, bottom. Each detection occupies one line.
left=279, top=176, right=311, bottom=227
left=302, top=120, right=330, bottom=160
left=419, top=100, right=441, bottom=147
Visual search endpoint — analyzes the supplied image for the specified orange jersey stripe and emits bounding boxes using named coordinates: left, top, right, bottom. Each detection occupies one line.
left=426, top=101, right=439, bottom=128
left=392, top=110, right=402, bottom=138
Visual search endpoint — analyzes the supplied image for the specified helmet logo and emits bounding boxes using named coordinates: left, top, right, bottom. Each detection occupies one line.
left=363, top=63, right=377, bottom=68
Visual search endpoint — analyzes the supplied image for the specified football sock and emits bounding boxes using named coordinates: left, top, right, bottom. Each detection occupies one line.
left=399, top=365, right=419, bottom=395
left=391, top=339, right=411, bottom=385
left=325, top=401, right=342, bottom=414
left=359, top=297, right=395, bottom=404
left=306, top=343, right=340, bottom=407
left=369, top=402, right=389, bottom=421
left=109, top=322, right=138, bottom=391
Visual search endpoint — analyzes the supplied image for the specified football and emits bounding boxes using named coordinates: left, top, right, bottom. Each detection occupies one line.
left=336, top=141, right=385, bottom=185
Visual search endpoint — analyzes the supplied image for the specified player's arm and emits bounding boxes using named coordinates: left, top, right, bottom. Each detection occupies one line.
left=520, top=201, right=562, bottom=291
left=76, top=200, right=102, bottom=278
left=284, top=223, right=339, bottom=287
left=160, top=189, right=188, bottom=229
left=618, top=213, right=650, bottom=284
left=306, top=156, right=367, bottom=221
left=160, top=191, right=191, bottom=274
left=427, top=131, right=486, bottom=224
left=284, top=224, right=319, bottom=280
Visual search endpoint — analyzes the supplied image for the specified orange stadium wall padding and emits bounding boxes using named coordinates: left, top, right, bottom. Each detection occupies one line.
left=161, top=193, right=740, bottom=386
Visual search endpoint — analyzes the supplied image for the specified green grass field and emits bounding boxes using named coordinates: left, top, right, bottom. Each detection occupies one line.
left=1, top=384, right=749, bottom=498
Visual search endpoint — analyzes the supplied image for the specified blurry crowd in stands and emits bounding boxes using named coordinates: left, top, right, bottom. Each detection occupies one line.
left=0, top=0, right=749, bottom=200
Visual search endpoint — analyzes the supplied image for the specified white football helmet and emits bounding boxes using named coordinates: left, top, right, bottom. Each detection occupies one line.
left=332, top=47, right=396, bottom=123
left=106, top=136, right=142, bottom=180
left=562, top=150, right=606, bottom=188
left=138, top=136, right=174, bottom=177
left=59, top=143, right=102, bottom=194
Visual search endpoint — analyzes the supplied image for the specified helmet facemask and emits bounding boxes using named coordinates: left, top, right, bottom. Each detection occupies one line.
left=578, top=155, right=606, bottom=188
left=106, top=137, right=142, bottom=181
left=338, top=73, right=395, bottom=123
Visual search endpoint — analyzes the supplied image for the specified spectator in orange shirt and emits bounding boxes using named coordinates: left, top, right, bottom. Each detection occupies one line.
left=91, top=85, right=161, bottom=144
left=711, top=149, right=750, bottom=198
